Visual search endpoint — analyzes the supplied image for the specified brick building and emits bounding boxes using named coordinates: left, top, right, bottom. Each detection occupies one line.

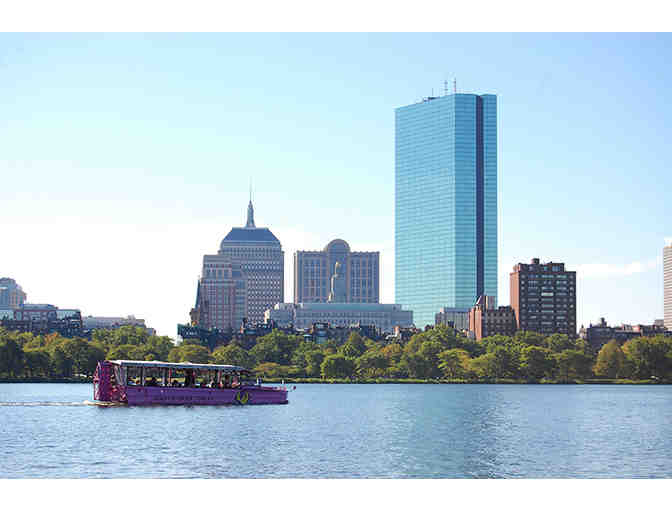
left=510, top=258, right=576, bottom=337
left=468, top=295, right=517, bottom=340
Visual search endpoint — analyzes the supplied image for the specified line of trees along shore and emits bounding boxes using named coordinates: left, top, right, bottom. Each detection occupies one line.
left=1, top=325, right=672, bottom=382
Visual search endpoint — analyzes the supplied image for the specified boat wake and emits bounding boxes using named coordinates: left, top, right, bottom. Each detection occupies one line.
left=0, top=401, right=94, bottom=407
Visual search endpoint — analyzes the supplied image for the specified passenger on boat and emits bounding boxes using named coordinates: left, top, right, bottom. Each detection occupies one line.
left=146, top=377, right=158, bottom=386
left=231, top=376, right=240, bottom=389
left=223, top=375, right=231, bottom=388
left=171, top=380, right=180, bottom=387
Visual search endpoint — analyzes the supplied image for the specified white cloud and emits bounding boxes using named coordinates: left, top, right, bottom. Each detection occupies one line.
left=575, top=257, right=662, bottom=279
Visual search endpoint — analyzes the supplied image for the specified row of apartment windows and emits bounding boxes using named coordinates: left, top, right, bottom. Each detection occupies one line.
left=521, top=273, right=572, bottom=279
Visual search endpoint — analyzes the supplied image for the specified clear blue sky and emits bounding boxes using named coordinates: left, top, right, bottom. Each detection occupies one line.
left=1, top=33, right=670, bottom=337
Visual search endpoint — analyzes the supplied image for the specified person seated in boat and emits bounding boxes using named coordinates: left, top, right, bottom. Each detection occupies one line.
left=171, top=380, right=180, bottom=387
left=223, top=375, right=231, bottom=388
left=231, top=376, right=240, bottom=389
left=146, top=377, right=158, bottom=387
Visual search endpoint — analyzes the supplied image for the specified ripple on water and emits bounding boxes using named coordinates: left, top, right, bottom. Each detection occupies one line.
left=1, top=383, right=672, bottom=478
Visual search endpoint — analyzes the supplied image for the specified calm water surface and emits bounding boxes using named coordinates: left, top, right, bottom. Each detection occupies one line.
left=1, top=383, right=671, bottom=478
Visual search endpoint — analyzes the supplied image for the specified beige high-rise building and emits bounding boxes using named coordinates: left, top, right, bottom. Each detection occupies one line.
left=664, top=242, right=672, bottom=330
left=293, top=239, right=379, bottom=304
left=214, top=198, right=284, bottom=325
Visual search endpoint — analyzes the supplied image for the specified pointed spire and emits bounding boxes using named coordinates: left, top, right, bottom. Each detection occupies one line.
left=245, top=181, right=256, bottom=228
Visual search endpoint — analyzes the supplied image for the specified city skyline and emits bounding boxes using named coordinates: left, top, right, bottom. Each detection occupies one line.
left=1, top=33, right=670, bottom=337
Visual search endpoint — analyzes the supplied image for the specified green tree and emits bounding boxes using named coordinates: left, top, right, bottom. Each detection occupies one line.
left=23, top=335, right=46, bottom=350
left=544, top=333, right=575, bottom=353
left=49, top=346, right=74, bottom=377
left=416, top=339, right=446, bottom=378
left=320, top=354, right=355, bottom=379
left=323, top=339, right=339, bottom=353
left=381, top=343, right=403, bottom=365
left=342, top=332, right=367, bottom=357
left=213, top=344, right=255, bottom=368
left=181, top=338, right=204, bottom=347
left=520, top=346, right=555, bottom=380
left=62, top=338, right=106, bottom=376
left=514, top=330, right=545, bottom=347
left=108, top=344, right=146, bottom=361
left=254, top=362, right=291, bottom=378
left=250, top=330, right=300, bottom=366
left=23, top=348, right=51, bottom=377
left=111, top=326, right=150, bottom=346
left=385, top=364, right=406, bottom=378
left=355, top=350, right=388, bottom=378
left=340, top=342, right=362, bottom=358
left=554, top=349, right=593, bottom=381
left=400, top=352, right=433, bottom=378
left=304, top=350, right=325, bottom=377
left=143, top=336, right=175, bottom=360
left=492, top=346, right=518, bottom=378
left=0, top=338, right=25, bottom=377
left=172, top=345, right=212, bottom=364
left=468, top=353, right=497, bottom=379
left=290, top=341, right=319, bottom=368
left=594, top=340, right=626, bottom=378
left=622, top=336, right=672, bottom=380
left=91, top=329, right=115, bottom=348
left=481, top=335, right=524, bottom=376
left=438, top=348, right=470, bottom=378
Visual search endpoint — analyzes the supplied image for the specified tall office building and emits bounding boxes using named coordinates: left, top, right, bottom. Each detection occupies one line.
left=293, top=239, right=379, bottom=303
left=664, top=242, right=672, bottom=330
left=216, top=198, right=284, bottom=324
left=395, top=93, right=498, bottom=327
left=510, top=258, right=576, bottom=337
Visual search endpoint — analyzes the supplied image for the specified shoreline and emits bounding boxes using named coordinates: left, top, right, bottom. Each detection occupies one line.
left=0, top=377, right=667, bottom=385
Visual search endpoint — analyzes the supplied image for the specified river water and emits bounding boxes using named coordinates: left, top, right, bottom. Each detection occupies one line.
left=1, top=383, right=671, bottom=478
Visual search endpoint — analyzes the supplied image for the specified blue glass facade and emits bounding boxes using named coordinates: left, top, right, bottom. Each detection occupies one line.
left=395, top=94, right=497, bottom=327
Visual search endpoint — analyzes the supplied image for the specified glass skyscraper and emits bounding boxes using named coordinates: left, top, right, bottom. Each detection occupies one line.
left=395, top=93, right=497, bottom=327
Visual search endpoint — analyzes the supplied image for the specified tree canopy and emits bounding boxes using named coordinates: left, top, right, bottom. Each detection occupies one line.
left=2, top=324, right=672, bottom=383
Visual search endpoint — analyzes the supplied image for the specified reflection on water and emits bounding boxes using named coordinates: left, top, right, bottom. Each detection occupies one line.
left=1, top=383, right=671, bottom=478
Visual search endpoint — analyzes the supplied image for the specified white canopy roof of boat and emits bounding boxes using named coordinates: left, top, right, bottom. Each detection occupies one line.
left=108, top=360, right=250, bottom=372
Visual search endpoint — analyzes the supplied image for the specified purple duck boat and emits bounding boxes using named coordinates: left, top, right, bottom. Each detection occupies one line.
left=93, top=360, right=288, bottom=406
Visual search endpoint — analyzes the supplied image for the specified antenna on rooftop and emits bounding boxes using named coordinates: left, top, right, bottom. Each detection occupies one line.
left=444, top=80, right=448, bottom=96
left=453, top=78, right=457, bottom=94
